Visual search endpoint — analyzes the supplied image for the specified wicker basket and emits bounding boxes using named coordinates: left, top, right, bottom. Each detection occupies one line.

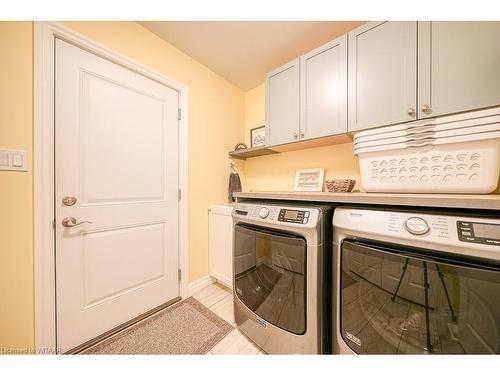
left=325, top=179, right=356, bottom=193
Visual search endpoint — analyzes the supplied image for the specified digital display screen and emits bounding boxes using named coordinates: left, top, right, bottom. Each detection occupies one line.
left=473, top=223, right=500, bottom=240
left=284, top=210, right=299, bottom=220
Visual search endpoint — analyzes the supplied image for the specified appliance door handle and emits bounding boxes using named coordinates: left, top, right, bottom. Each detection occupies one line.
left=236, top=223, right=304, bottom=240
left=344, top=240, right=500, bottom=272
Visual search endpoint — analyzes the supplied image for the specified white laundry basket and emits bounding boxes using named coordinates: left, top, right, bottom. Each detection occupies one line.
left=354, top=108, right=500, bottom=193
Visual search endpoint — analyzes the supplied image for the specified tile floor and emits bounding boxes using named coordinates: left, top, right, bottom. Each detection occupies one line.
left=191, top=282, right=264, bottom=355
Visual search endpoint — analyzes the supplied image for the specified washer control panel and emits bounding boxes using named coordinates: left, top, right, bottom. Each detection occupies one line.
left=277, top=209, right=309, bottom=224
left=457, top=221, right=500, bottom=246
left=334, top=208, right=500, bottom=263
left=258, top=207, right=269, bottom=219
left=404, top=217, right=430, bottom=235
left=248, top=205, right=279, bottom=221
left=233, top=203, right=318, bottom=227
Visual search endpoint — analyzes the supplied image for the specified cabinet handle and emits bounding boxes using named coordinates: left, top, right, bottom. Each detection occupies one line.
left=421, top=104, right=431, bottom=113
left=299, top=131, right=304, bottom=139
left=407, top=108, right=416, bottom=116
left=293, top=132, right=298, bottom=139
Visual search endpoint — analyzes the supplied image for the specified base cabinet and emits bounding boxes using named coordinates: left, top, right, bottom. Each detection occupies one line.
left=208, top=205, right=233, bottom=289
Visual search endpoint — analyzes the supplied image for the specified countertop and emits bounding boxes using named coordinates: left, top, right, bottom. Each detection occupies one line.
left=233, top=191, right=500, bottom=211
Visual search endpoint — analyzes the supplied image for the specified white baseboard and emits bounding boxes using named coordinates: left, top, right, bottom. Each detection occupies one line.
left=188, top=275, right=215, bottom=296
left=210, top=272, right=233, bottom=290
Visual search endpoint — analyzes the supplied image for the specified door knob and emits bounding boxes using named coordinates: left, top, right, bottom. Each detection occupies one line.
left=407, top=108, right=416, bottom=116
left=421, top=104, right=431, bottom=113
left=62, top=217, right=93, bottom=228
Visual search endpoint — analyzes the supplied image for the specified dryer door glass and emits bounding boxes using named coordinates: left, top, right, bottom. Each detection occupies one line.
left=340, top=240, right=500, bottom=354
left=234, top=224, right=307, bottom=335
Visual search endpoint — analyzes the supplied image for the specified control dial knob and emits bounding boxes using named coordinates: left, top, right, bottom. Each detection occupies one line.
left=404, top=217, right=429, bottom=235
left=258, top=207, right=269, bottom=219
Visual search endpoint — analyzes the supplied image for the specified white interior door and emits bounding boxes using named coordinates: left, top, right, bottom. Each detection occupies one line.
left=55, top=39, right=179, bottom=352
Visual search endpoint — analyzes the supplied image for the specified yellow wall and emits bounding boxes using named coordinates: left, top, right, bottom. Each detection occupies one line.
left=0, top=22, right=35, bottom=351
left=244, top=84, right=266, bottom=146
left=242, top=84, right=360, bottom=191
left=0, top=21, right=244, bottom=351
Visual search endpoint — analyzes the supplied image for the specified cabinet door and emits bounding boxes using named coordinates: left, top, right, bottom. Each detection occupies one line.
left=300, top=35, right=347, bottom=140
left=418, top=21, right=500, bottom=119
left=348, top=21, right=417, bottom=132
left=208, top=209, right=233, bottom=288
left=265, top=58, right=300, bottom=146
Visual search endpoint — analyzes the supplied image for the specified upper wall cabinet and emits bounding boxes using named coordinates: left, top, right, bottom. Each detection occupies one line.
left=348, top=22, right=417, bottom=132
left=262, top=21, right=500, bottom=151
left=265, top=58, right=300, bottom=146
left=418, top=21, right=500, bottom=119
left=300, top=35, right=347, bottom=140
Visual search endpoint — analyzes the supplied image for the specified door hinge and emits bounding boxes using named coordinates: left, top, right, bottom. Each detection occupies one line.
left=52, top=218, right=56, bottom=230
left=178, top=108, right=182, bottom=121
left=178, top=189, right=181, bottom=201
left=178, top=269, right=182, bottom=281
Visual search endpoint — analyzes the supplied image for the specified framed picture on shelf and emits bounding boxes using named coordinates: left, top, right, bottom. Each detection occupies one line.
left=250, top=126, right=265, bottom=148
left=294, top=168, right=325, bottom=192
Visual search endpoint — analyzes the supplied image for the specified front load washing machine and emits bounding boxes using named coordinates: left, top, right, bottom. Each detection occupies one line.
left=231, top=200, right=335, bottom=354
left=333, top=206, right=500, bottom=354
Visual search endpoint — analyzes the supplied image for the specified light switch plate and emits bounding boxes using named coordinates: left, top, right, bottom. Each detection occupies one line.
left=0, top=149, right=28, bottom=171
left=12, top=153, right=23, bottom=167
left=0, top=151, right=9, bottom=167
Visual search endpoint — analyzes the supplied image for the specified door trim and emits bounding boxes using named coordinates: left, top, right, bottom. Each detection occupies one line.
left=34, top=21, right=190, bottom=352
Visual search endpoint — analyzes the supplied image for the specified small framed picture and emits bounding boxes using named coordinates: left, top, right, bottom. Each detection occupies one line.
left=250, top=126, right=265, bottom=148
left=294, top=168, right=325, bottom=192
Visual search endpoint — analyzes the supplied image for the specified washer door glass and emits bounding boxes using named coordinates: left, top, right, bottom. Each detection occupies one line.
left=340, top=240, right=500, bottom=354
left=234, top=224, right=307, bottom=335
